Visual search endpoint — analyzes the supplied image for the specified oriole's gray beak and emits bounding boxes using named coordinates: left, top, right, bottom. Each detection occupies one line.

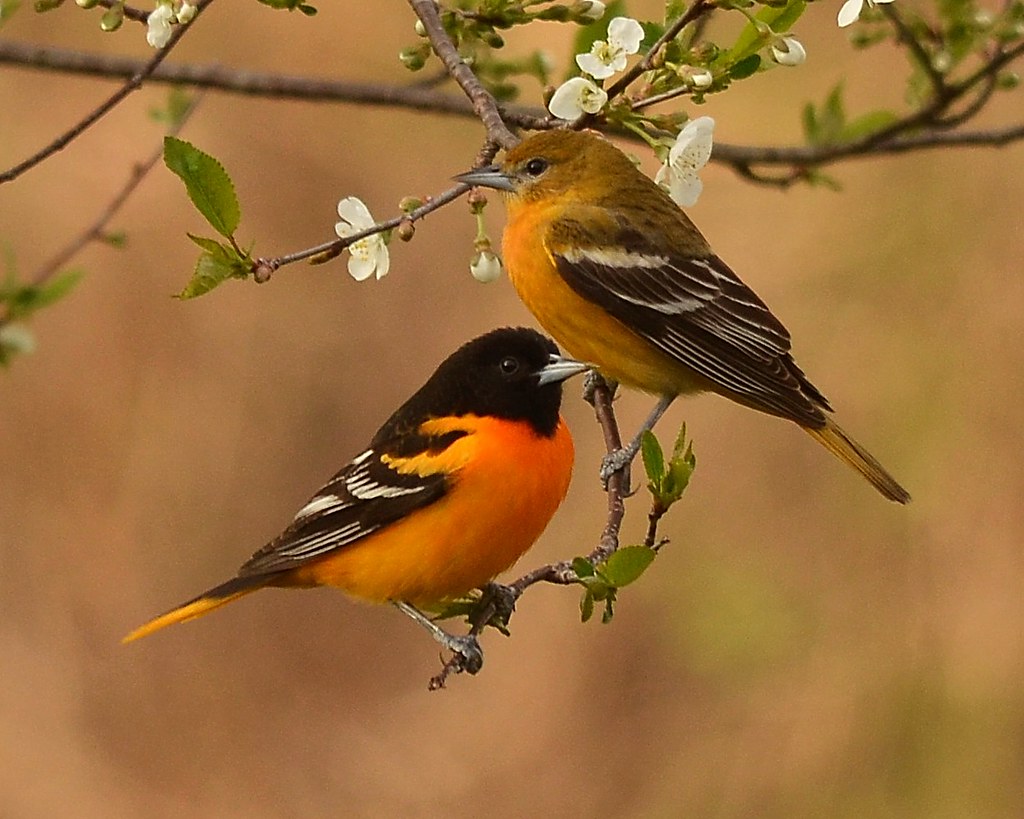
left=453, top=164, right=516, bottom=192
left=537, top=353, right=590, bottom=386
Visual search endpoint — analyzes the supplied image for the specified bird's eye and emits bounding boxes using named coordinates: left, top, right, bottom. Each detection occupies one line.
left=523, top=157, right=549, bottom=177
left=499, top=356, right=521, bottom=376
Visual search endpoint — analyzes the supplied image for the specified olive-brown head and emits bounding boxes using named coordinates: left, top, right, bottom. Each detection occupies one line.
left=455, top=130, right=654, bottom=207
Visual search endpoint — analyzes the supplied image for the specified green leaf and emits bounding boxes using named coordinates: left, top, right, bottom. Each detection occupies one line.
left=728, top=54, right=761, bottom=80
left=3, top=269, right=83, bottom=320
left=177, top=239, right=249, bottom=299
left=641, top=429, right=665, bottom=485
left=0, top=0, right=22, bottom=28
left=602, top=546, right=657, bottom=588
left=580, top=590, right=595, bottom=622
left=639, top=20, right=665, bottom=51
left=572, top=556, right=595, bottom=578
left=150, top=88, right=194, bottom=128
left=164, top=137, right=241, bottom=239
left=256, top=0, right=316, bottom=10
left=601, top=596, right=615, bottom=624
left=840, top=109, right=899, bottom=141
left=721, top=0, right=806, bottom=64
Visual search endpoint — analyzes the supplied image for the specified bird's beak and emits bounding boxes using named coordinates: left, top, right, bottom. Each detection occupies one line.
left=453, top=164, right=517, bottom=192
left=537, top=353, right=590, bottom=386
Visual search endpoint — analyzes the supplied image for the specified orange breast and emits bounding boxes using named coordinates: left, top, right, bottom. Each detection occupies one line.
left=502, top=200, right=702, bottom=397
left=286, top=416, right=574, bottom=606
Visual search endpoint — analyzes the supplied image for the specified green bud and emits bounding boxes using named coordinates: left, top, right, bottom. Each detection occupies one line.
left=99, top=5, right=123, bottom=30
left=480, top=29, right=504, bottom=48
left=997, top=71, right=1020, bottom=89
left=398, top=45, right=427, bottom=71
left=398, top=196, right=423, bottom=213
left=76, top=0, right=101, bottom=7
left=396, top=222, right=415, bottom=242
left=33, top=0, right=65, bottom=11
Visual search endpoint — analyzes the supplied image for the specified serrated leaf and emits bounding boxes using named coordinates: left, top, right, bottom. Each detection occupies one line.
left=580, top=590, right=595, bottom=622
left=602, top=545, right=657, bottom=587
left=572, top=556, right=595, bottom=578
left=164, top=137, right=241, bottom=239
left=178, top=249, right=247, bottom=299
left=641, top=429, right=665, bottom=484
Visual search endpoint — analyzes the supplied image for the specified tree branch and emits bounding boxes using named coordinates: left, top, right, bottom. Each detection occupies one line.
left=0, top=0, right=213, bottom=186
left=407, top=0, right=519, bottom=149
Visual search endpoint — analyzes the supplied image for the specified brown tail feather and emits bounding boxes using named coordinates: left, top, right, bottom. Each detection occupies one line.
left=804, top=418, right=911, bottom=504
left=122, top=575, right=272, bottom=643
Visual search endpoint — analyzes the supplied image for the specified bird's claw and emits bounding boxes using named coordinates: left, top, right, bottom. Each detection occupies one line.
left=600, top=447, right=633, bottom=495
left=443, top=633, right=484, bottom=675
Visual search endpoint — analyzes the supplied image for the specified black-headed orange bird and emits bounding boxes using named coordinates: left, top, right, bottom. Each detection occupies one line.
left=457, top=130, right=910, bottom=503
left=124, top=328, right=587, bottom=665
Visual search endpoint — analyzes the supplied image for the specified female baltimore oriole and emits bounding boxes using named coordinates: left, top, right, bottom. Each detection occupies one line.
left=456, top=130, right=910, bottom=504
left=124, top=328, right=587, bottom=662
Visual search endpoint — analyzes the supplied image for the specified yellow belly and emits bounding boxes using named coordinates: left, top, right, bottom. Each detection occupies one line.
left=502, top=202, right=701, bottom=397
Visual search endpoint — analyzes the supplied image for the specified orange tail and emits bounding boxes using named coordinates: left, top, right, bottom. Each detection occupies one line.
left=122, top=575, right=271, bottom=643
left=804, top=417, right=911, bottom=504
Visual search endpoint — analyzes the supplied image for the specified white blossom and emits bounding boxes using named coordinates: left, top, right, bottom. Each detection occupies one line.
left=575, top=16, right=644, bottom=79
left=335, top=197, right=390, bottom=281
left=771, top=35, right=806, bottom=66
left=548, top=76, right=608, bottom=120
left=176, top=1, right=196, bottom=23
left=837, top=0, right=895, bottom=27
left=146, top=3, right=175, bottom=48
left=470, top=250, right=503, bottom=283
left=655, top=116, right=715, bottom=207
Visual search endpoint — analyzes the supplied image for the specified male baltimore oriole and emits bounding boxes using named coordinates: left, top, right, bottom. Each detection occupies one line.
left=456, top=130, right=910, bottom=503
left=124, top=328, right=587, bottom=663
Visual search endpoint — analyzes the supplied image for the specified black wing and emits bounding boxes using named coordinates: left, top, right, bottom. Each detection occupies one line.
left=236, top=430, right=464, bottom=577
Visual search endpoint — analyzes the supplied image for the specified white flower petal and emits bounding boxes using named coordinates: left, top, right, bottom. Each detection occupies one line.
left=690, top=69, right=713, bottom=88
left=837, top=0, right=864, bottom=26
left=579, top=0, right=605, bottom=21
left=548, top=77, right=607, bottom=120
left=347, top=252, right=376, bottom=282
left=176, top=1, right=196, bottom=23
left=608, top=17, right=644, bottom=54
left=372, top=244, right=390, bottom=280
left=667, top=175, right=703, bottom=208
left=576, top=52, right=615, bottom=80
left=146, top=4, right=175, bottom=48
left=336, top=196, right=374, bottom=229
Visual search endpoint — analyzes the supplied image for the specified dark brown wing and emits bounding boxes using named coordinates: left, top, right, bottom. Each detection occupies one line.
left=236, top=429, right=464, bottom=577
left=550, top=216, right=832, bottom=426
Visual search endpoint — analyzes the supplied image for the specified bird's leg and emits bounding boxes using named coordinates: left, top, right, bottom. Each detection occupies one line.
left=393, top=601, right=484, bottom=675
left=599, top=395, right=676, bottom=490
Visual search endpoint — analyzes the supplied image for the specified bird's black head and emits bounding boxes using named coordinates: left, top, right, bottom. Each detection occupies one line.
left=385, top=328, right=586, bottom=439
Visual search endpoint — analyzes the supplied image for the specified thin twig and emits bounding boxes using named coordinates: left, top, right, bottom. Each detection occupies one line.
left=407, top=0, right=519, bottom=148
left=96, top=0, right=149, bottom=23
left=0, top=96, right=203, bottom=328
left=601, top=0, right=714, bottom=102
left=0, top=0, right=214, bottom=186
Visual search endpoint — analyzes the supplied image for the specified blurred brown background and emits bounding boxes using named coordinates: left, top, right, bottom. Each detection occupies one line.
left=2, top=2, right=1022, bottom=816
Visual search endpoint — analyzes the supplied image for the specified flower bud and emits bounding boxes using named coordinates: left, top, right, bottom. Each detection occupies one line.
left=771, top=35, right=806, bottom=67
left=470, top=250, right=502, bottom=283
